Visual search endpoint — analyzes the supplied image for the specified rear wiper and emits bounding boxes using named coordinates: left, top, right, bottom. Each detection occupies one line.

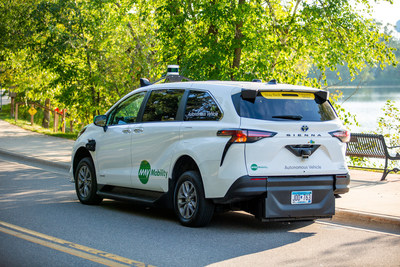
left=272, top=115, right=303, bottom=120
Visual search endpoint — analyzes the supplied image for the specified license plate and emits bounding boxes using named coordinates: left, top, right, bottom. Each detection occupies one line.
left=291, top=191, right=312, bottom=204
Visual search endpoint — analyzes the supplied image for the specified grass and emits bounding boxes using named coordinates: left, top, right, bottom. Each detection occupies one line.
left=347, top=166, right=384, bottom=173
left=0, top=103, right=78, bottom=140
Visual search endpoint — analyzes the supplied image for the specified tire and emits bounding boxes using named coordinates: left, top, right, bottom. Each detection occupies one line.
left=173, top=171, right=214, bottom=227
left=75, top=157, right=103, bottom=205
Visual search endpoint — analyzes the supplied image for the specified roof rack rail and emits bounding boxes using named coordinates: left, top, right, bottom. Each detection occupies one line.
left=140, top=65, right=193, bottom=87
left=267, top=79, right=277, bottom=84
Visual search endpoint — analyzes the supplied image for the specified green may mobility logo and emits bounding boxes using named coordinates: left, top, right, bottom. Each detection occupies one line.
left=250, top=164, right=268, bottom=171
left=138, top=160, right=168, bottom=184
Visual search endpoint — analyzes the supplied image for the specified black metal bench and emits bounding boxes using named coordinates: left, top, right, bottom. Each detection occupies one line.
left=346, top=133, right=400, bottom=181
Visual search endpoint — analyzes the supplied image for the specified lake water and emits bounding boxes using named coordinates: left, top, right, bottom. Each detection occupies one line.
left=328, top=86, right=400, bottom=133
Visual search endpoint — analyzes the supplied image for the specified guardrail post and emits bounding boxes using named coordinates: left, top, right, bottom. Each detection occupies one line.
left=61, top=110, right=66, bottom=133
left=14, top=103, right=18, bottom=121
left=43, top=98, right=50, bottom=128
left=10, top=92, right=16, bottom=117
left=53, top=111, right=58, bottom=132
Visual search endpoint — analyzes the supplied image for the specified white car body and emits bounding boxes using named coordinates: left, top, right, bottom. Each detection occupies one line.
left=71, top=80, right=350, bottom=226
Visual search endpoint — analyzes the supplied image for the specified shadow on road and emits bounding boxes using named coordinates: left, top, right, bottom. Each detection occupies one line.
left=0, top=156, right=316, bottom=267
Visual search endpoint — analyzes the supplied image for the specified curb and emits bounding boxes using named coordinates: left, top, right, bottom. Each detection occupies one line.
left=0, top=148, right=70, bottom=171
left=332, top=208, right=400, bottom=232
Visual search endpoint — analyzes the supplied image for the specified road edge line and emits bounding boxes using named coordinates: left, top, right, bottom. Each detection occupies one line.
left=0, top=221, right=151, bottom=267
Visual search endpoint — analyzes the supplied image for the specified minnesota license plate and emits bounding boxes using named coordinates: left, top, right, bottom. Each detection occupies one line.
left=291, top=191, right=312, bottom=204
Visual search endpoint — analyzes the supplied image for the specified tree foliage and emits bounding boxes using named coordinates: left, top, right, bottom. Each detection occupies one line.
left=0, top=0, right=397, bottom=125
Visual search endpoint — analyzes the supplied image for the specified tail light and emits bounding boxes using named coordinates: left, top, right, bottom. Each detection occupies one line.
left=217, top=129, right=276, bottom=165
left=329, top=130, right=350, bottom=143
left=217, top=129, right=276, bottom=143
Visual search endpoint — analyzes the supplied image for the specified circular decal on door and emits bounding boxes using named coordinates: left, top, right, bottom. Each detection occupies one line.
left=138, top=160, right=151, bottom=184
left=251, top=164, right=258, bottom=171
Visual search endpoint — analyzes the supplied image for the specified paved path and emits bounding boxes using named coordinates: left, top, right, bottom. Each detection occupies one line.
left=337, top=170, right=400, bottom=217
left=0, top=119, right=73, bottom=169
left=334, top=169, right=400, bottom=231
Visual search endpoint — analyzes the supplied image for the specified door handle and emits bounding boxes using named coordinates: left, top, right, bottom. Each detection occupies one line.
left=122, top=129, right=131, bottom=134
left=133, top=128, right=143, bottom=133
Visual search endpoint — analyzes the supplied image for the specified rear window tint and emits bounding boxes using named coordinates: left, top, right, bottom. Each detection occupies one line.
left=184, top=91, right=222, bottom=121
left=142, top=89, right=185, bottom=122
left=232, top=92, right=337, bottom=122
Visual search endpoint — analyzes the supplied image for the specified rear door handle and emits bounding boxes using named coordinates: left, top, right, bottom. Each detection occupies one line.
left=133, top=128, right=143, bottom=133
left=122, top=129, right=131, bottom=134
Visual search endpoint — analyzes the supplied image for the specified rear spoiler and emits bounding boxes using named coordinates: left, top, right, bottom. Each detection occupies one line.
left=314, top=90, right=329, bottom=104
left=241, top=89, right=258, bottom=103
left=241, top=89, right=329, bottom=103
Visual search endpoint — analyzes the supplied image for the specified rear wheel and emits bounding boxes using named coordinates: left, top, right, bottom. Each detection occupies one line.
left=174, top=171, right=214, bottom=227
left=75, top=157, right=103, bottom=205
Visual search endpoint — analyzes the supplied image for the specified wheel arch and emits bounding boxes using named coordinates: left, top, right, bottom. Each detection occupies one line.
left=73, top=147, right=94, bottom=180
left=171, top=155, right=201, bottom=185
left=169, top=155, right=204, bottom=204
left=171, top=156, right=215, bottom=226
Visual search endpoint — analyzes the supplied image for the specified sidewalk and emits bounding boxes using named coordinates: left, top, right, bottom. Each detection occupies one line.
left=0, top=119, right=399, bottom=231
left=334, top=170, right=400, bottom=231
left=0, top=119, right=73, bottom=170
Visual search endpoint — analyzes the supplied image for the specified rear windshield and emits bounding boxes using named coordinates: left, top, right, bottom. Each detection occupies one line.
left=232, top=91, right=337, bottom=121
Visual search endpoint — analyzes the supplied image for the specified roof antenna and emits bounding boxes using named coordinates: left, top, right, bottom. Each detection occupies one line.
left=140, top=65, right=193, bottom=87
left=267, top=79, right=277, bottom=84
left=166, top=65, right=180, bottom=76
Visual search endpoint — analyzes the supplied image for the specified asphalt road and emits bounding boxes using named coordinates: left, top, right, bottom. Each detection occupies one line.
left=1, top=154, right=399, bottom=267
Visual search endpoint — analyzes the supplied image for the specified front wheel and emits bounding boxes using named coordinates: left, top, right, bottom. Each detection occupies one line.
left=75, top=157, right=103, bottom=205
left=174, top=171, right=214, bottom=227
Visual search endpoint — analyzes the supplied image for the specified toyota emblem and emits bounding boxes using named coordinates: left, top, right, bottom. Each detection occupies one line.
left=301, top=125, right=309, bottom=132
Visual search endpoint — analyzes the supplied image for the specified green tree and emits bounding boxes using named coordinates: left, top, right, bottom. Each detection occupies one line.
left=156, top=0, right=396, bottom=85
left=310, top=22, right=400, bottom=86
left=1, top=0, right=161, bottom=124
left=0, top=0, right=398, bottom=126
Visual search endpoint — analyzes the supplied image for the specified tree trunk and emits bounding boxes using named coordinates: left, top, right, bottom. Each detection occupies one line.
left=53, top=111, right=58, bottom=132
left=231, top=0, right=245, bottom=81
left=85, top=46, right=97, bottom=118
left=42, top=98, right=50, bottom=128
left=269, top=0, right=302, bottom=74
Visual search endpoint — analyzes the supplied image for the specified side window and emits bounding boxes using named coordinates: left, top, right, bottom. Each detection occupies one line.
left=108, top=92, right=146, bottom=125
left=142, top=89, right=185, bottom=122
left=184, top=91, right=222, bottom=121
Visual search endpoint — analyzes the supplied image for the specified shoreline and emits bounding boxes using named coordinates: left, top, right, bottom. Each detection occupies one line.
left=326, top=85, right=400, bottom=90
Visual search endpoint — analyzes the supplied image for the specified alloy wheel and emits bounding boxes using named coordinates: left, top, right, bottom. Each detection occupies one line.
left=78, top=165, right=92, bottom=198
left=177, top=181, right=198, bottom=219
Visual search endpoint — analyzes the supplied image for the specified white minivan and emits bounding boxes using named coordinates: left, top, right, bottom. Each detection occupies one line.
left=71, top=79, right=350, bottom=227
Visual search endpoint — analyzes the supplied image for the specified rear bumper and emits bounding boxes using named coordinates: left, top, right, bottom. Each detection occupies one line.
left=214, top=173, right=350, bottom=220
left=263, top=176, right=335, bottom=220
left=334, top=173, right=350, bottom=194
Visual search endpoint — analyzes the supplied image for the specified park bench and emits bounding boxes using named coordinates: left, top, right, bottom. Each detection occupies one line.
left=346, top=133, right=400, bottom=181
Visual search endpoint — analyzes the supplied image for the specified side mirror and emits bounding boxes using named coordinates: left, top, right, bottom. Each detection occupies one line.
left=94, top=115, right=107, bottom=130
left=314, top=90, right=329, bottom=104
